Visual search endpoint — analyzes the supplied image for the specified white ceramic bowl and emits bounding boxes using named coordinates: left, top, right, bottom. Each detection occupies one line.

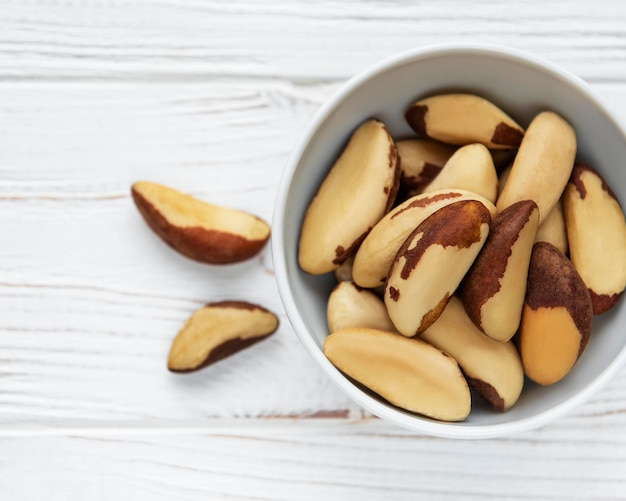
left=272, top=44, right=626, bottom=439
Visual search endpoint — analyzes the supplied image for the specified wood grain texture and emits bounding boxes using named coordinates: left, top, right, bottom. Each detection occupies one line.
left=2, top=0, right=626, bottom=498
left=0, top=415, right=625, bottom=500
left=1, top=0, right=626, bottom=83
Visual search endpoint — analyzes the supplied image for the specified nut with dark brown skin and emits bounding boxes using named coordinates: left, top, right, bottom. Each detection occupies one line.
left=496, top=111, right=577, bottom=225
left=519, top=242, right=593, bottom=386
left=131, top=181, right=271, bottom=264
left=421, top=297, right=524, bottom=412
left=167, top=301, right=279, bottom=373
left=384, top=200, right=491, bottom=336
left=405, top=93, right=524, bottom=149
left=324, top=327, right=471, bottom=422
left=352, top=189, right=496, bottom=289
left=460, top=200, right=539, bottom=342
left=298, top=119, right=399, bottom=275
left=563, top=162, right=626, bottom=314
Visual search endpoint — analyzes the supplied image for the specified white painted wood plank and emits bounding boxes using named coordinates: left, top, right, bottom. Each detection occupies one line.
left=0, top=275, right=356, bottom=424
left=0, top=81, right=327, bottom=199
left=0, top=415, right=625, bottom=500
left=1, top=0, right=626, bottom=82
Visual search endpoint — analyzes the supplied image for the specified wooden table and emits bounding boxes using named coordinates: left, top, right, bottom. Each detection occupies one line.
left=1, top=1, right=625, bottom=499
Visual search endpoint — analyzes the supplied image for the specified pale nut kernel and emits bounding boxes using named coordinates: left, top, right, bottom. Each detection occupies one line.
left=535, top=199, right=568, bottom=255
left=167, top=301, right=279, bottom=373
left=421, top=297, right=524, bottom=412
left=298, top=119, right=399, bottom=275
left=496, top=111, right=577, bottom=224
left=324, top=328, right=471, bottom=422
left=405, top=93, right=524, bottom=149
left=519, top=242, right=593, bottom=386
left=132, top=182, right=271, bottom=264
left=460, top=200, right=540, bottom=342
left=352, top=189, right=496, bottom=288
left=384, top=200, right=491, bottom=336
left=563, top=162, right=626, bottom=314
left=422, top=143, right=499, bottom=203
left=396, top=138, right=456, bottom=197
left=327, top=281, right=396, bottom=333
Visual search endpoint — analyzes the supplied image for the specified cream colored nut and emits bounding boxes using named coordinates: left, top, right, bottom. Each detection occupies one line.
left=535, top=199, right=568, bottom=255
left=384, top=200, right=491, bottom=336
left=327, top=282, right=396, bottom=333
left=496, top=111, right=576, bottom=224
left=167, top=301, right=279, bottom=372
left=131, top=181, right=270, bottom=264
left=461, top=200, right=539, bottom=342
left=422, top=143, right=498, bottom=203
left=324, top=328, right=471, bottom=422
left=405, top=93, right=524, bottom=149
left=298, top=119, right=398, bottom=275
left=396, top=138, right=456, bottom=196
left=519, top=242, right=593, bottom=386
left=563, top=162, right=626, bottom=314
left=352, top=189, right=496, bottom=288
left=422, top=297, right=524, bottom=412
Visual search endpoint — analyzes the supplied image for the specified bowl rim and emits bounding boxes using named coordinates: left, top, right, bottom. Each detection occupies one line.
left=271, top=42, right=626, bottom=439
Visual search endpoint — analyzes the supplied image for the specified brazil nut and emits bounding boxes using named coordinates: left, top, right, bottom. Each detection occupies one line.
left=384, top=200, right=491, bottom=336
left=496, top=111, right=576, bottom=224
left=563, top=162, right=626, bottom=314
left=405, top=93, right=524, bottom=149
left=352, top=189, right=496, bottom=288
left=421, top=297, right=524, bottom=412
left=298, top=119, right=399, bottom=275
left=324, top=328, right=471, bottom=422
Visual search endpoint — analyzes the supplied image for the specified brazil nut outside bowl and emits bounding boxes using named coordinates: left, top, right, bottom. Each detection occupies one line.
left=271, top=44, right=626, bottom=439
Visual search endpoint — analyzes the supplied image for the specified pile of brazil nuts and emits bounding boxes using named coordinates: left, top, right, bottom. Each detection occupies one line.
left=299, top=93, right=626, bottom=422
left=131, top=181, right=278, bottom=373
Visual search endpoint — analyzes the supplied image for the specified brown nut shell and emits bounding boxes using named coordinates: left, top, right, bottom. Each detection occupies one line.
left=422, top=297, right=524, bottom=412
left=519, top=242, right=593, bottom=386
left=167, top=301, right=279, bottom=373
left=496, top=111, right=576, bottom=224
left=298, top=119, right=399, bottom=275
left=396, top=138, right=456, bottom=196
left=563, top=163, right=626, bottom=314
left=461, top=200, right=539, bottom=342
left=324, top=328, right=471, bottom=422
left=352, top=189, right=496, bottom=288
left=132, top=181, right=270, bottom=264
left=423, top=143, right=498, bottom=203
left=405, top=93, right=524, bottom=149
left=384, top=200, right=491, bottom=336
left=327, top=282, right=395, bottom=333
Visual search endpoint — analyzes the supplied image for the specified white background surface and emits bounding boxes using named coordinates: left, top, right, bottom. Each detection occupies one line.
left=1, top=1, right=626, bottom=499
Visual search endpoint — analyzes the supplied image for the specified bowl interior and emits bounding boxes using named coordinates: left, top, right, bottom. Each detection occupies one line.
left=273, top=45, right=626, bottom=438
